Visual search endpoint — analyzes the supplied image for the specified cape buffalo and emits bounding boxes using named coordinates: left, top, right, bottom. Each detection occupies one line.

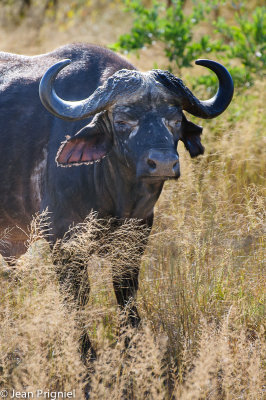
left=0, top=43, right=233, bottom=358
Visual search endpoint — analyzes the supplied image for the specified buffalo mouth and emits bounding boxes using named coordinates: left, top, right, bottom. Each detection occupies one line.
left=140, top=173, right=180, bottom=182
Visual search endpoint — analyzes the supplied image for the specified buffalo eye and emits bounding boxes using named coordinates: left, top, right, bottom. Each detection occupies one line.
left=165, top=118, right=182, bottom=132
left=115, top=120, right=128, bottom=126
left=114, top=119, right=138, bottom=130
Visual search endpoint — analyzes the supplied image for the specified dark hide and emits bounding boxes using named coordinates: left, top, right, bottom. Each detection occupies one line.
left=0, top=44, right=136, bottom=256
left=0, top=44, right=207, bottom=369
left=181, top=113, right=204, bottom=158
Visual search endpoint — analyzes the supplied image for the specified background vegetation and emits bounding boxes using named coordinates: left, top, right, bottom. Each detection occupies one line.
left=111, top=0, right=265, bottom=90
left=0, top=0, right=265, bottom=399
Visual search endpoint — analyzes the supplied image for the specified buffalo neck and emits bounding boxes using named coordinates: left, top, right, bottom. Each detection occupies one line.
left=95, top=153, right=164, bottom=220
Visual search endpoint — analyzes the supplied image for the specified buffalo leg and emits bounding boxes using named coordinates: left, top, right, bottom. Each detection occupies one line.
left=55, top=260, right=96, bottom=362
left=112, top=266, right=140, bottom=328
left=112, top=216, right=153, bottom=328
left=75, top=276, right=96, bottom=362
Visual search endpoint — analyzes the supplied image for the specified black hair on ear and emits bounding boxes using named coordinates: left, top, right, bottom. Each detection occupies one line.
left=181, top=112, right=204, bottom=158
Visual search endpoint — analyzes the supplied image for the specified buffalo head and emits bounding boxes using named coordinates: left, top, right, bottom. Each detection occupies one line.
left=39, top=59, right=233, bottom=181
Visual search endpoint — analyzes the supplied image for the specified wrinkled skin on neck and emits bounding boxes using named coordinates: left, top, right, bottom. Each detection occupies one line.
left=100, top=154, right=164, bottom=220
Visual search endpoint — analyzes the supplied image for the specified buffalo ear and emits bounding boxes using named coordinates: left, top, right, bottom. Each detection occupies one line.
left=181, top=113, right=204, bottom=158
left=56, top=120, right=112, bottom=167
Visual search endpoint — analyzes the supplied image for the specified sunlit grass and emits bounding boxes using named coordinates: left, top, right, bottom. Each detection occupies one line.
left=1, top=77, right=265, bottom=400
left=0, top=9, right=265, bottom=397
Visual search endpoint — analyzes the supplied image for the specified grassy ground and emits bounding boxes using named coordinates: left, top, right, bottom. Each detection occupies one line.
left=0, top=1, right=265, bottom=398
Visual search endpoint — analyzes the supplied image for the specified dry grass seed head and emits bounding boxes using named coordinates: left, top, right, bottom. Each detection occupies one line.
left=90, top=320, right=167, bottom=400
left=177, top=311, right=265, bottom=400
left=0, top=212, right=86, bottom=395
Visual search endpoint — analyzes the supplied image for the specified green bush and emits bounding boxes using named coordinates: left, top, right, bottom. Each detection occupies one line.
left=111, top=0, right=266, bottom=90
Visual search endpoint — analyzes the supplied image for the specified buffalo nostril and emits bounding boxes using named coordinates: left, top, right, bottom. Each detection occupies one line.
left=147, top=158, right=156, bottom=170
left=173, top=161, right=178, bottom=168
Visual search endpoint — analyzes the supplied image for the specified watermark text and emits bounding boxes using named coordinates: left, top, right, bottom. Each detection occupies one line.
left=0, top=389, right=76, bottom=399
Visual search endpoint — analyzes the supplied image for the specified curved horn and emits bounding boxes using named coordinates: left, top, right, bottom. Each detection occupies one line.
left=183, top=59, right=234, bottom=119
left=39, top=59, right=110, bottom=121
left=39, top=60, right=143, bottom=121
left=153, top=60, right=234, bottom=119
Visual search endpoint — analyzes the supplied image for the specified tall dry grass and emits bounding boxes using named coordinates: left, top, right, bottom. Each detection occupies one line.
left=0, top=77, right=265, bottom=396
left=0, top=2, right=265, bottom=396
left=0, top=83, right=265, bottom=400
left=0, top=217, right=86, bottom=396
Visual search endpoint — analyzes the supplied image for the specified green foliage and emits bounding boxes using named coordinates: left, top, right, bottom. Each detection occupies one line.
left=111, top=0, right=224, bottom=72
left=214, top=7, right=266, bottom=75
left=111, top=0, right=266, bottom=90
